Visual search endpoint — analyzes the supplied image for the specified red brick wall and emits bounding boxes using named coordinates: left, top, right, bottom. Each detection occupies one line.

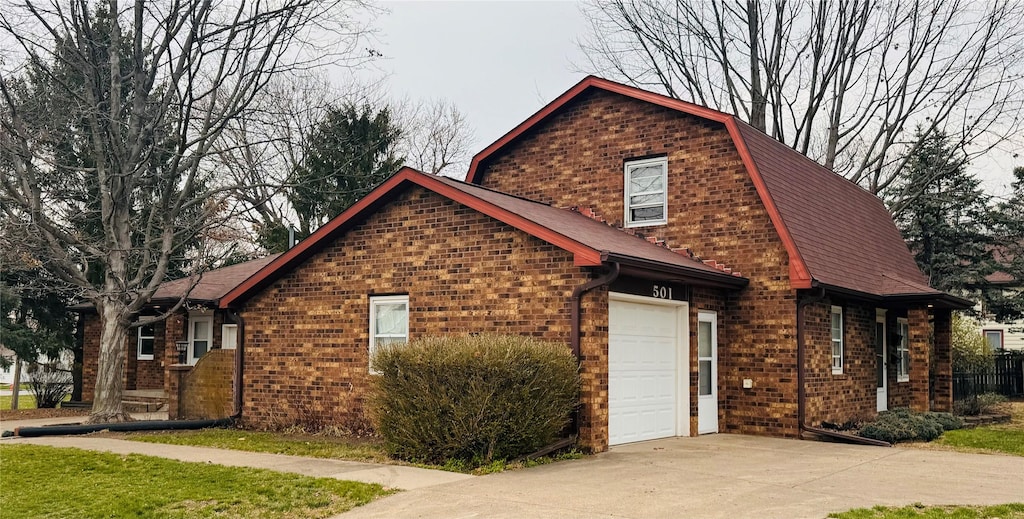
left=239, top=187, right=607, bottom=447
left=176, top=348, right=235, bottom=419
left=804, top=300, right=879, bottom=426
left=82, top=314, right=100, bottom=400
left=476, top=89, right=799, bottom=436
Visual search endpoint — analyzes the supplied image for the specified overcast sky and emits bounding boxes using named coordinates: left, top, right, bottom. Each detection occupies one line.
left=367, top=1, right=1019, bottom=198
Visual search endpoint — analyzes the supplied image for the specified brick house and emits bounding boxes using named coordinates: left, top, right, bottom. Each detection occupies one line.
left=73, top=255, right=277, bottom=404
left=217, top=77, right=971, bottom=451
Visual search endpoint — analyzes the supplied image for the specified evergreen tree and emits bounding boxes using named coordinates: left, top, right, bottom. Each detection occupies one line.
left=283, top=103, right=403, bottom=248
left=984, top=167, right=1024, bottom=323
left=896, top=129, right=995, bottom=294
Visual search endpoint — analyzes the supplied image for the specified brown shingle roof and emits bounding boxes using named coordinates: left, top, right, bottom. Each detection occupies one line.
left=220, top=168, right=746, bottom=308
left=151, top=254, right=281, bottom=303
left=466, top=75, right=969, bottom=307
left=733, top=122, right=931, bottom=297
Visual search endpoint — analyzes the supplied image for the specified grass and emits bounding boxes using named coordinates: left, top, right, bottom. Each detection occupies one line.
left=123, top=428, right=389, bottom=463
left=121, top=426, right=584, bottom=474
left=829, top=503, right=1024, bottom=518
left=933, top=400, right=1024, bottom=457
left=0, top=444, right=392, bottom=519
left=0, top=393, right=36, bottom=410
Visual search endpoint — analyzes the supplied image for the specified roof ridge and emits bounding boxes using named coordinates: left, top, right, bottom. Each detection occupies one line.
left=569, top=206, right=742, bottom=277
left=435, top=173, right=555, bottom=207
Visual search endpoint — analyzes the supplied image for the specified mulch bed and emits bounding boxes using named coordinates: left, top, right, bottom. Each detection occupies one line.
left=0, top=408, right=90, bottom=421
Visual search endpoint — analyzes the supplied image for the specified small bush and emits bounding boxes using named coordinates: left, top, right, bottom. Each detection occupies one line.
left=367, top=334, right=580, bottom=465
left=26, top=362, right=71, bottom=408
left=953, top=392, right=1009, bottom=416
left=857, top=408, right=963, bottom=444
left=951, top=313, right=994, bottom=372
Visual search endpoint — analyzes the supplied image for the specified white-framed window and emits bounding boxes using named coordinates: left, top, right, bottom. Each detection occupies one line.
left=222, top=324, right=238, bottom=350
left=830, top=305, right=843, bottom=374
left=984, top=330, right=1003, bottom=352
left=624, top=156, right=668, bottom=227
left=897, top=318, right=910, bottom=382
left=137, top=323, right=155, bottom=360
left=369, top=295, right=409, bottom=372
left=187, top=312, right=213, bottom=366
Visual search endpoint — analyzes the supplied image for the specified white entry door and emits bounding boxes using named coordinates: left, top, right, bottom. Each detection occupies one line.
left=876, top=312, right=888, bottom=412
left=608, top=295, right=688, bottom=446
left=697, top=311, right=718, bottom=434
left=188, top=313, right=213, bottom=365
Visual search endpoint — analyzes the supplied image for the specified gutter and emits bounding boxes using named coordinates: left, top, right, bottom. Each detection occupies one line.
left=796, top=287, right=891, bottom=447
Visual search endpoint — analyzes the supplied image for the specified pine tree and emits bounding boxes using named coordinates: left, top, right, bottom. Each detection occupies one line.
left=896, top=129, right=995, bottom=294
left=984, top=167, right=1024, bottom=323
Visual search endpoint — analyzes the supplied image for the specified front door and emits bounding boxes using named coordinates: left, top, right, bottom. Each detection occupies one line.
left=875, top=312, right=887, bottom=412
left=188, top=313, right=213, bottom=365
left=697, top=311, right=718, bottom=434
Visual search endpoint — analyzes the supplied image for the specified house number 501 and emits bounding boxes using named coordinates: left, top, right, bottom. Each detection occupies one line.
left=652, top=284, right=673, bottom=299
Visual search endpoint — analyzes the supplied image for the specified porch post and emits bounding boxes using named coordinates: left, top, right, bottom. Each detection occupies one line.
left=931, top=309, right=953, bottom=412
left=908, top=306, right=930, bottom=412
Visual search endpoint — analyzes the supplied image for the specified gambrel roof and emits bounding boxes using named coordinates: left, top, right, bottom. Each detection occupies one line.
left=465, top=76, right=970, bottom=308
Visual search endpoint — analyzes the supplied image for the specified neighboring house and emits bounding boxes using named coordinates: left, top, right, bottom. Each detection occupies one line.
left=976, top=262, right=1023, bottom=352
left=217, top=77, right=970, bottom=452
left=0, top=346, right=17, bottom=386
left=72, top=255, right=278, bottom=402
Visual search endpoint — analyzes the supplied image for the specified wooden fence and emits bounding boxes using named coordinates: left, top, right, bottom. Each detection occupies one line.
left=953, top=353, right=1024, bottom=400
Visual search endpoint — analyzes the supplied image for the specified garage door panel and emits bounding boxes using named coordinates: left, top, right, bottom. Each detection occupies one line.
left=608, top=298, right=683, bottom=446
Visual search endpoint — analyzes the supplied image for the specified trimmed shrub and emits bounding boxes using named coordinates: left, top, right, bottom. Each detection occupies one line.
left=857, top=408, right=963, bottom=444
left=953, top=392, right=1009, bottom=416
left=367, top=334, right=580, bottom=465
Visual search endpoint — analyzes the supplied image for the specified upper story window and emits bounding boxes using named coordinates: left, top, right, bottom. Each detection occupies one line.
left=831, top=305, right=843, bottom=374
left=369, top=295, right=409, bottom=372
left=624, top=157, right=668, bottom=227
left=137, top=322, right=155, bottom=360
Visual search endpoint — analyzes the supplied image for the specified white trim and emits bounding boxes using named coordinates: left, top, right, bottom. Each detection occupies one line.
left=136, top=323, right=155, bottom=361
left=897, top=318, right=910, bottom=383
left=983, top=329, right=1004, bottom=351
left=608, top=292, right=690, bottom=440
left=623, top=156, right=668, bottom=228
left=875, top=310, right=887, bottom=412
left=830, top=305, right=843, bottom=375
left=187, top=311, right=213, bottom=366
left=369, top=295, right=409, bottom=373
left=697, top=310, right=718, bottom=434
left=221, top=324, right=238, bottom=350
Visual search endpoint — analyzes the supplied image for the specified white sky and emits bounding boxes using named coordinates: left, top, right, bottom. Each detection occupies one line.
left=366, top=1, right=1020, bottom=198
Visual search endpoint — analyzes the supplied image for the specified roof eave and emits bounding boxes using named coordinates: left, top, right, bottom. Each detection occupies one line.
left=814, top=282, right=973, bottom=310
left=602, top=252, right=748, bottom=289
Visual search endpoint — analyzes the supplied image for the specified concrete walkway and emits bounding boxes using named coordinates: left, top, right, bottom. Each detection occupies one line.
left=341, top=434, right=1024, bottom=519
left=4, top=433, right=470, bottom=491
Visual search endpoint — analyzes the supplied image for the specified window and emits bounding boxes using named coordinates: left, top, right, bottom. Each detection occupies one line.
left=831, top=306, right=843, bottom=374
left=137, top=323, right=155, bottom=360
left=624, top=157, right=668, bottom=227
left=222, top=324, right=238, bottom=350
left=897, top=318, right=910, bottom=382
left=188, top=313, right=213, bottom=365
left=985, top=330, right=1004, bottom=352
left=369, top=295, right=409, bottom=372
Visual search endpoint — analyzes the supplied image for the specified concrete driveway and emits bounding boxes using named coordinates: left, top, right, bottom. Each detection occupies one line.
left=340, top=434, right=1024, bottom=519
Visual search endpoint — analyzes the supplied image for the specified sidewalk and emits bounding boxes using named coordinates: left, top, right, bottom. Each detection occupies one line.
left=4, top=433, right=471, bottom=491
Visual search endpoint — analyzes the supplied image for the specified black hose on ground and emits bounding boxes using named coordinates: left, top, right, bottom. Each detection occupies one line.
left=10, top=418, right=233, bottom=438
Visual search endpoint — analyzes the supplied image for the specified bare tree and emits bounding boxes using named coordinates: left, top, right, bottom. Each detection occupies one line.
left=394, top=97, right=474, bottom=176
left=0, top=0, right=373, bottom=422
left=579, top=0, right=1024, bottom=214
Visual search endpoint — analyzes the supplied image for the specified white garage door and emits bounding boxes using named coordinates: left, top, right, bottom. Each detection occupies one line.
left=608, top=296, right=686, bottom=446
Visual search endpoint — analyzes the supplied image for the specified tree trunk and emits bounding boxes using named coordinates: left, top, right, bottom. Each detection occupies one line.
left=10, top=358, right=21, bottom=410
left=87, top=302, right=132, bottom=423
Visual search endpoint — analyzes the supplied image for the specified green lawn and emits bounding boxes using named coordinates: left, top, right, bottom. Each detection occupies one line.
left=0, top=393, right=36, bottom=410
left=125, top=428, right=389, bottom=462
left=0, top=444, right=392, bottom=519
left=936, top=428, right=1024, bottom=456
left=830, top=503, right=1024, bottom=518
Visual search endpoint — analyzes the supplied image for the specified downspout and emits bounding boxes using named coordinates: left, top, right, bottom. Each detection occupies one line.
left=225, top=308, right=244, bottom=420
left=569, top=262, right=620, bottom=440
left=571, top=262, right=620, bottom=359
left=796, top=287, right=891, bottom=447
